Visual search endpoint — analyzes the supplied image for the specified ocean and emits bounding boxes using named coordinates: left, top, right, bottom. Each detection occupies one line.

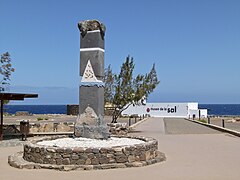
left=4, top=105, right=67, bottom=114
left=199, top=104, right=240, bottom=116
left=3, top=104, right=240, bottom=116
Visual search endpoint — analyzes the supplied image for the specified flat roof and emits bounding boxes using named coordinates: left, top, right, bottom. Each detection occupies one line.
left=0, top=93, right=38, bottom=100
left=0, top=92, right=38, bottom=140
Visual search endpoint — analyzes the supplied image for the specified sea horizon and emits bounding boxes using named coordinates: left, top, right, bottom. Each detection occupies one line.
left=3, top=104, right=240, bottom=116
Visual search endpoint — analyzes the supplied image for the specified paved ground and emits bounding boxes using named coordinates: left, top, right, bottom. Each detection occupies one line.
left=164, top=118, right=222, bottom=134
left=0, top=138, right=24, bottom=147
left=1, top=117, right=240, bottom=180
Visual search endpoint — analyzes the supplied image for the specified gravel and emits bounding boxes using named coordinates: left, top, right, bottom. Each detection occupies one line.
left=37, top=137, right=145, bottom=148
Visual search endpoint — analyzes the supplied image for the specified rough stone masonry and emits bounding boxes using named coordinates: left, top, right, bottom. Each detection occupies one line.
left=74, top=20, right=109, bottom=139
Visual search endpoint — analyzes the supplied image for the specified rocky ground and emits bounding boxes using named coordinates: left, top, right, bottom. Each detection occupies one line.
left=196, top=116, right=240, bottom=132
left=1, top=115, right=141, bottom=145
left=3, top=114, right=133, bottom=125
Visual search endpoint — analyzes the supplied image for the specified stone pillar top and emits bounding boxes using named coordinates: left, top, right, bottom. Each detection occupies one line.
left=78, top=20, right=106, bottom=39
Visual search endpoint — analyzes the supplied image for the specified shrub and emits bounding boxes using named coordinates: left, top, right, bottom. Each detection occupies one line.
left=199, top=119, right=207, bottom=123
left=37, top=117, right=44, bottom=121
left=37, top=117, right=49, bottom=121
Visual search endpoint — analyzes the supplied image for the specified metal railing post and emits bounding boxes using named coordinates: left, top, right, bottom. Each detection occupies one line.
left=208, top=117, right=211, bottom=124
left=222, top=119, right=225, bottom=128
left=129, top=117, right=131, bottom=126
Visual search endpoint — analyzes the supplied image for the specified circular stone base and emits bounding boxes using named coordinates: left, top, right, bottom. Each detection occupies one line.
left=8, top=135, right=166, bottom=171
left=8, top=151, right=166, bottom=171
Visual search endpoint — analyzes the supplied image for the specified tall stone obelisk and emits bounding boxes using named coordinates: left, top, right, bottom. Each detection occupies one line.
left=74, top=20, right=109, bottom=139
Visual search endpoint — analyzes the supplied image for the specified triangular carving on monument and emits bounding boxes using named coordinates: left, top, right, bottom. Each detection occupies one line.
left=81, top=60, right=102, bottom=82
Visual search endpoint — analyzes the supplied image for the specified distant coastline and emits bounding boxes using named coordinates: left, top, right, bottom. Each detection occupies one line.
left=4, top=105, right=67, bottom=115
left=4, top=104, right=240, bottom=116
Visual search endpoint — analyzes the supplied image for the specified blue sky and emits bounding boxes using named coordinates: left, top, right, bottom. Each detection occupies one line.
left=0, top=0, right=240, bottom=104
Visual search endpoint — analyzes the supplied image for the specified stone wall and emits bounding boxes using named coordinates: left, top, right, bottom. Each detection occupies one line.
left=23, top=135, right=165, bottom=169
left=67, top=104, right=117, bottom=116
left=3, top=122, right=74, bottom=135
left=4, top=122, right=131, bottom=134
left=15, top=111, right=30, bottom=116
left=29, top=122, right=74, bottom=133
left=67, top=105, right=79, bottom=115
left=107, top=123, right=129, bottom=135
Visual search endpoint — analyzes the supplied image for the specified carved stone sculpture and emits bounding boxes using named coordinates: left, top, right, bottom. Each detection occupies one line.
left=75, top=20, right=109, bottom=139
left=78, top=20, right=106, bottom=39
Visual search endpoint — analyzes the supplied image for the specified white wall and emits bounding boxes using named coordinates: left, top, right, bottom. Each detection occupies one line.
left=200, top=109, right=208, bottom=118
left=188, top=103, right=198, bottom=110
left=122, top=103, right=200, bottom=118
left=188, top=109, right=208, bottom=119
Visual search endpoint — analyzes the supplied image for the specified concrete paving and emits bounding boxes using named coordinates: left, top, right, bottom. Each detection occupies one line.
left=1, top=117, right=240, bottom=180
left=164, top=118, right=222, bottom=134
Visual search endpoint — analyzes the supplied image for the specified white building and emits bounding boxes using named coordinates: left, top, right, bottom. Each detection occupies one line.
left=122, top=102, right=207, bottom=118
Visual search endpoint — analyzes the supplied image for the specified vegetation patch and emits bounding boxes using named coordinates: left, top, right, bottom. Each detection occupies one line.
left=37, top=117, right=49, bottom=121
left=198, top=119, right=207, bottom=123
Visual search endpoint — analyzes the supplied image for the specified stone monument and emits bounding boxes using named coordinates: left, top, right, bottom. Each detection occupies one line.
left=8, top=20, right=166, bottom=170
left=74, top=20, right=109, bottom=139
